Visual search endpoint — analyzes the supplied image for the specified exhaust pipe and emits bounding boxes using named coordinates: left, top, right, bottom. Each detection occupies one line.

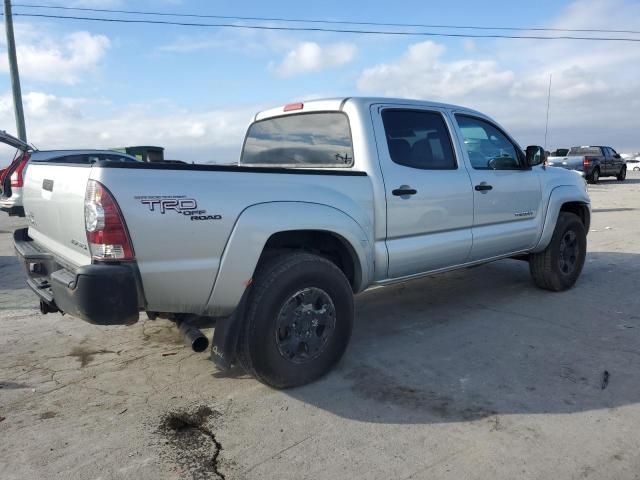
left=39, top=299, right=59, bottom=315
left=178, top=321, right=209, bottom=353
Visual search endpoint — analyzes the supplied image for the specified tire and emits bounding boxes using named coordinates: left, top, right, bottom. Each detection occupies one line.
left=617, top=167, right=626, bottom=181
left=237, top=252, right=354, bottom=388
left=529, top=212, right=586, bottom=291
left=588, top=168, right=600, bottom=184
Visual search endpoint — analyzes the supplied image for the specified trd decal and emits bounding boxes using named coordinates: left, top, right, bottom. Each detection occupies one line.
left=135, top=195, right=221, bottom=221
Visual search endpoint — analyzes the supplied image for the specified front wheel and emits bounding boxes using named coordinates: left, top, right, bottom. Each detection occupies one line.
left=237, top=252, right=354, bottom=388
left=617, top=167, right=626, bottom=181
left=529, top=212, right=587, bottom=291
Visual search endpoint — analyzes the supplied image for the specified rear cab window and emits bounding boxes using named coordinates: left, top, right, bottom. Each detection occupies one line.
left=241, top=112, right=354, bottom=167
left=568, top=147, right=602, bottom=156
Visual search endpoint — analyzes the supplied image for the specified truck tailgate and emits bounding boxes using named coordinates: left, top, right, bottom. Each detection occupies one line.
left=547, top=155, right=584, bottom=171
left=22, top=164, right=93, bottom=267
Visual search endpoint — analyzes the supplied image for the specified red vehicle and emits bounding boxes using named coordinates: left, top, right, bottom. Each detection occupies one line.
left=0, top=131, right=32, bottom=216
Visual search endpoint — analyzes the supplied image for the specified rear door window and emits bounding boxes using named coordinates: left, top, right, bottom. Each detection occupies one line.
left=241, top=112, right=353, bottom=167
left=381, top=109, right=456, bottom=170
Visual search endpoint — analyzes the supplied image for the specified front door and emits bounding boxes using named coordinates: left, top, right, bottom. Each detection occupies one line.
left=606, top=147, right=623, bottom=175
left=603, top=147, right=613, bottom=175
left=453, top=114, right=543, bottom=261
left=373, top=106, right=474, bottom=279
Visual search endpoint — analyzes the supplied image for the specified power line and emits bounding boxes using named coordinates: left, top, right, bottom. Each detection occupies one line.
left=11, top=2, right=640, bottom=36
left=10, top=12, right=640, bottom=42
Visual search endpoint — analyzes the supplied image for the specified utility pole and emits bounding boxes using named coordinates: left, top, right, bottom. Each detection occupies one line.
left=4, top=0, right=26, bottom=141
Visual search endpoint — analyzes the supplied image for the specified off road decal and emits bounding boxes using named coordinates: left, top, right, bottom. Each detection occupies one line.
left=135, top=195, right=221, bottom=221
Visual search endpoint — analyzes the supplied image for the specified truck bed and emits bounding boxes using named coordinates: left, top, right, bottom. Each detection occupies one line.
left=22, top=161, right=374, bottom=314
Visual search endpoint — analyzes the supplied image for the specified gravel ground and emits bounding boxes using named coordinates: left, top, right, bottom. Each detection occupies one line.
left=1, top=173, right=640, bottom=480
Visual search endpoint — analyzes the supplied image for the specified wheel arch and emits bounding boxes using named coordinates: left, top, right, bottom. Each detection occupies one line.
left=559, top=201, right=591, bottom=232
left=205, top=201, right=373, bottom=317
left=259, top=229, right=362, bottom=290
left=532, top=186, right=591, bottom=253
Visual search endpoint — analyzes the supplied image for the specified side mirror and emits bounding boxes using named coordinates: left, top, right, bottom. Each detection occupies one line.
left=614, top=154, right=621, bottom=159
left=525, top=145, right=545, bottom=167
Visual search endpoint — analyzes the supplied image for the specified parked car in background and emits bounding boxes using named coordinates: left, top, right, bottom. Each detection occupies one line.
left=547, top=146, right=626, bottom=184
left=626, top=158, right=640, bottom=172
left=0, top=131, right=34, bottom=216
left=550, top=148, right=569, bottom=157
left=1, top=131, right=140, bottom=216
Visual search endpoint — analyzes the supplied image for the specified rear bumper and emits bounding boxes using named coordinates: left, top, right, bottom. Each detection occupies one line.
left=0, top=205, right=24, bottom=216
left=14, top=228, right=141, bottom=325
left=0, top=194, right=24, bottom=216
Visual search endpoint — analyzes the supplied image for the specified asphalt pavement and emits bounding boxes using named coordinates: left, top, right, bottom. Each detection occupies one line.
left=1, top=173, right=639, bottom=480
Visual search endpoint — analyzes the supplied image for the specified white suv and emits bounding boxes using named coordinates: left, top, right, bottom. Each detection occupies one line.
left=626, top=158, right=640, bottom=171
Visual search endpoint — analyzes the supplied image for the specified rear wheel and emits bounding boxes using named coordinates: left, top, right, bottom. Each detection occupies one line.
left=529, top=212, right=586, bottom=291
left=588, top=168, right=600, bottom=184
left=617, top=166, right=626, bottom=181
left=237, top=252, right=354, bottom=388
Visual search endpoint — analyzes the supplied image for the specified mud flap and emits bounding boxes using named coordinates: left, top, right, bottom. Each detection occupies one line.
left=209, top=290, right=248, bottom=370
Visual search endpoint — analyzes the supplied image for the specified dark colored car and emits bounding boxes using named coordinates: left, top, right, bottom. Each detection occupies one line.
left=547, top=146, right=626, bottom=184
left=1, top=131, right=139, bottom=217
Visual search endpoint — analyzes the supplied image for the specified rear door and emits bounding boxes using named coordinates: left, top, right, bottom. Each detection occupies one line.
left=453, top=114, right=542, bottom=261
left=602, top=147, right=613, bottom=175
left=372, top=105, right=474, bottom=278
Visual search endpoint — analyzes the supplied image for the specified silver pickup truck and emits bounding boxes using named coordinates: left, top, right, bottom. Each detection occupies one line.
left=14, top=97, right=591, bottom=388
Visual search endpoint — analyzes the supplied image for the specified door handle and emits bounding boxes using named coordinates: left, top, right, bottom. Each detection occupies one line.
left=474, top=183, right=493, bottom=192
left=392, top=187, right=417, bottom=196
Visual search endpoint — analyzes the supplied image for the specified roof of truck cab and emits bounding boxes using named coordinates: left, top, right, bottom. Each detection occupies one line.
left=254, top=96, right=487, bottom=121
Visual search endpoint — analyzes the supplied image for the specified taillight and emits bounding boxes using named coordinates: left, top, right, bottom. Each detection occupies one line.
left=85, top=179, right=134, bottom=261
left=10, top=152, right=30, bottom=187
left=583, top=157, right=592, bottom=167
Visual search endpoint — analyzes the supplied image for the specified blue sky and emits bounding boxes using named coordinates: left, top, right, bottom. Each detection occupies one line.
left=0, top=0, right=639, bottom=164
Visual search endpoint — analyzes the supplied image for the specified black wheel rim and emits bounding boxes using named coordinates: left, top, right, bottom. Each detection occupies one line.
left=275, top=287, right=336, bottom=364
left=558, top=230, right=579, bottom=275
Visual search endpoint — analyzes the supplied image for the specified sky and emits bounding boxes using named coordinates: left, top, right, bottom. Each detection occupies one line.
left=0, top=0, right=639, bottom=165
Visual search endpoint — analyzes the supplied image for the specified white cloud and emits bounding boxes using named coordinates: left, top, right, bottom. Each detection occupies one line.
left=23, top=91, right=90, bottom=117
left=358, top=41, right=514, bottom=99
left=0, top=91, right=254, bottom=165
left=273, top=41, right=357, bottom=77
left=0, top=25, right=110, bottom=85
left=158, top=28, right=296, bottom=55
left=462, top=39, right=477, bottom=53
left=356, top=0, right=640, bottom=151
